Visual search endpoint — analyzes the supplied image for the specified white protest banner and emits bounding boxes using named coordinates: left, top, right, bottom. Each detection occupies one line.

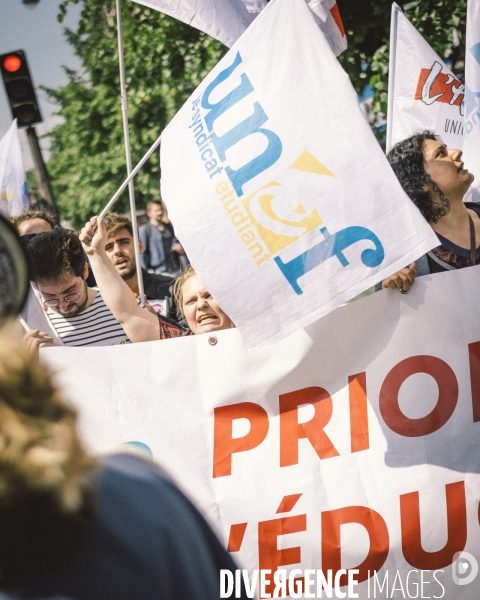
left=132, top=0, right=346, bottom=56
left=160, top=0, right=438, bottom=347
left=463, top=0, right=480, bottom=203
left=386, top=4, right=465, bottom=153
left=43, top=266, right=480, bottom=599
left=0, top=120, right=28, bottom=217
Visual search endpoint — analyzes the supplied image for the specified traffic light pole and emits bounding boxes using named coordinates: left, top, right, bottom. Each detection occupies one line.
left=26, top=126, right=56, bottom=209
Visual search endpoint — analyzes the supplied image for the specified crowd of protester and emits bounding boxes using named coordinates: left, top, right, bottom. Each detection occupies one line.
left=11, top=129, right=479, bottom=351
left=0, top=128, right=478, bottom=598
left=14, top=199, right=235, bottom=348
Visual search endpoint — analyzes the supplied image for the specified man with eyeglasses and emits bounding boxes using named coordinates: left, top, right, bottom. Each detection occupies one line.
left=25, top=228, right=138, bottom=347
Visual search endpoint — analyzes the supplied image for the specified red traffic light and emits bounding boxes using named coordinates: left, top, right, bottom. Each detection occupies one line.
left=3, top=55, right=22, bottom=73
left=0, top=50, right=42, bottom=127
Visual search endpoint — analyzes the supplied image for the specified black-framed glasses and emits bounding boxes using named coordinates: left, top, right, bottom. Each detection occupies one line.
left=43, top=292, right=81, bottom=308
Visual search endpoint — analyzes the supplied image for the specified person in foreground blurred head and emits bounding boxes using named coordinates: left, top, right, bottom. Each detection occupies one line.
left=0, top=331, right=247, bottom=599
left=81, top=218, right=234, bottom=339
left=378, top=130, right=478, bottom=293
left=174, top=266, right=235, bottom=335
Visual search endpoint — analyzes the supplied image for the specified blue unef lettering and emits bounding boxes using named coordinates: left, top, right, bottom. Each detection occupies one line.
left=274, top=226, right=385, bottom=294
left=201, top=52, right=282, bottom=197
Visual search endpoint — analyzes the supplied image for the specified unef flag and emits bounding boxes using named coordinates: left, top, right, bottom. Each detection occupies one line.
left=160, top=0, right=438, bottom=347
left=463, top=0, right=480, bottom=203
left=387, top=3, right=465, bottom=153
left=0, top=120, right=28, bottom=217
left=132, top=0, right=347, bottom=56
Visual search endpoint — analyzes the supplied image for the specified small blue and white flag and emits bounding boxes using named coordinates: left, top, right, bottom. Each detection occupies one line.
left=0, top=120, right=28, bottom=217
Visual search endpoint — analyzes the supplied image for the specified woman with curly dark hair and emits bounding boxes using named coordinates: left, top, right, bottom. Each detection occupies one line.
left=378, top=130, right=479, bottom=292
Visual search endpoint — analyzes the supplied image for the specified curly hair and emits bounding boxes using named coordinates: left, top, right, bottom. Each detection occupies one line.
left=11, top=208, right=58, bottom=233
left=103, top=213, right=134, bottom=238
left=173, top=266, right=197, bottom=318
left=26, top=228, right=86, bottom=284
left=0, top=330, right=95, bottom=590
left=387, top=131, right=450, bottom=224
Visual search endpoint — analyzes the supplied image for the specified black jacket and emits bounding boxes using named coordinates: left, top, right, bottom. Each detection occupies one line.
left=142, top=268, right=182, bottom=323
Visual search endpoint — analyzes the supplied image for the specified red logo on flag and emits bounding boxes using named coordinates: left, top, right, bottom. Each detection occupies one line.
left=415, top=61, right=464, bottom=115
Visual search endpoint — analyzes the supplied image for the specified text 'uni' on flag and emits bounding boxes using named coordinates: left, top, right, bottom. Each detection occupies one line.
left=132, top=0, right=347, bottom=56
left=387, top=3, right=465, bottom=153
left=160, top=0, right=438, bottom=347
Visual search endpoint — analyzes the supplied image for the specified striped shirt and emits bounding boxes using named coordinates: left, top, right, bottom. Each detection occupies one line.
left=46, top=291, right=135, bottom=347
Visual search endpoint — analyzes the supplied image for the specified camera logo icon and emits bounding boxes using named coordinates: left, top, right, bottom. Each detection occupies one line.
left=452, top=551, right=479, bottom=585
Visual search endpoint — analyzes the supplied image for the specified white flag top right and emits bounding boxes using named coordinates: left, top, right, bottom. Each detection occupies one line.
left=387, top=4, right=465, bottom=153
left=0, top=120, right=28, bottom=218
left=463, top=0, right=480, bottom=203
left=160, top=0, right=438, bottom=347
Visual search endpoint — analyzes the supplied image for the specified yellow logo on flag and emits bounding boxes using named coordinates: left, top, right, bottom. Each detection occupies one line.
left=0, top=189, right=16, bottom=201
left=241, top=151, right=334, bottom=255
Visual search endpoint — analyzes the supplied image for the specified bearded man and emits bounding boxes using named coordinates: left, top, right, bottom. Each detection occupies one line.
left=103, top=213, right=181, bottom=323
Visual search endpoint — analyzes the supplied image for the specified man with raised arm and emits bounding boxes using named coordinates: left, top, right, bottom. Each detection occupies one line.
left=103, top=213, right=181, bottom=322
left=80, top=217, right=190, bottom=341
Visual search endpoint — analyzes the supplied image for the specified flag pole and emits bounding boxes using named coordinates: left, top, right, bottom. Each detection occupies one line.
left=386, top=2, right=401, bottom=153
left=115, top=0, right=145, bottom=301
left=99, top=134, right=162, bottom=220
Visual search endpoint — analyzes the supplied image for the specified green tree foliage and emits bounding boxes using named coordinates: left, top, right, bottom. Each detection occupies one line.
left=44, top=0, right=226, bottom=227
left=337, top=0, right=466, bottom=120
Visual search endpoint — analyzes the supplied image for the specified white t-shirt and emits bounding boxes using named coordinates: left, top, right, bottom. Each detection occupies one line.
left=46, top=290, right=135, bottom=347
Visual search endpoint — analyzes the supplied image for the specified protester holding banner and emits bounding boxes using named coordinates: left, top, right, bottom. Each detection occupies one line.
left=24, top=227, right=147, bottom=347
left=0, top=331, right=247, bottom=599
left=380, top=130, right=479, bottom=291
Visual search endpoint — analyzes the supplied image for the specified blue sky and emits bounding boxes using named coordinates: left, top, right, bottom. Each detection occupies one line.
left=1, top=0, right=82, bottom=169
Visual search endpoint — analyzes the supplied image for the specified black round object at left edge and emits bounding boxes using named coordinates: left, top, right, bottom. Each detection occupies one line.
left=0, top=214, right=29, bottom=327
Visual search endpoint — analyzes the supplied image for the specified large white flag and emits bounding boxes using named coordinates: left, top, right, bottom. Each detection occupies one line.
left=0, top=120, right=28, bottom=217
left=387, top=3, right=465, bottom=153
left=463, top=0, right=480, bottom=203
left=132, top=0, right=347, bottom=56
left=160, top=0, right=438, bottom=347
